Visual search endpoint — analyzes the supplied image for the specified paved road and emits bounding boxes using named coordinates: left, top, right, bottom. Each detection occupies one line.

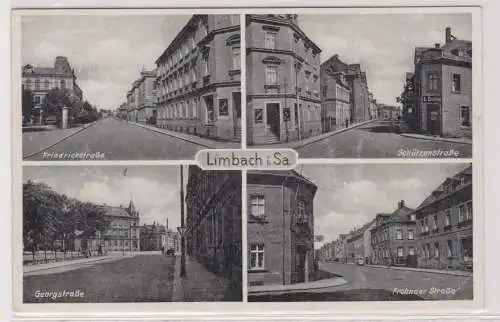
left=249, top=262, right=473, bottom=302
left=296, top=121, right=472, bottom=158
left=24, top=118, right=205, bottom=160
left=23, top=255, right=176, bottom=303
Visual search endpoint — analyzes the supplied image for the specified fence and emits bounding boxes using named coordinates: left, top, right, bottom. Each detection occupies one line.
left=23, top=249, right=106, bottom=265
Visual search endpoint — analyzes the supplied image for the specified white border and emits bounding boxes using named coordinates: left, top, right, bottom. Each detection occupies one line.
left=9, top=3, right=493, bottom=320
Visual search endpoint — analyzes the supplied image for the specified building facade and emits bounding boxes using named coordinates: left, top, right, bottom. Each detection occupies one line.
left=125, top=69, right=158, bottom=124
left=368, top=91, right=378, bottom=120
left=139, top=223, right=166, bottom=251
left=410, top=27, right=472, bottom=137
left=246, top=15, right=322, bottom=145
left=95, top=200, right=141, bottom=252
left=185, top=166, right=242, bottom=294
left=22, top=56, right=83, bottom=122
left=162, top=229, right=181, bottom=254
left=155, top=15, right=242, bottom=142
left=320, top=57, right=352, bottom=132
left=370, top=201, right=417, bottom=266
left=344, top=219, right=376, bottom=263
left=247, top=171, right=317, bottom=286
left=415, top=165, right=473, bottom=270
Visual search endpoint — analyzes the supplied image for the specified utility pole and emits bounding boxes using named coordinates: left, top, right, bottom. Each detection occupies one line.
left=180, top=165, right=186, bottom=278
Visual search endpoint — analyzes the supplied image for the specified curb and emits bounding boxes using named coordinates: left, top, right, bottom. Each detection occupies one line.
left=248, top=277, right=349, bottom=296
left=126, top=121, right=216, bottom=149
left=23, top=255, right=122, bottom=275
left=364, top=264, right=473, bottom=277
left=23, top=120, right=100, bottom=159
left=399, top=133, right=472, bottom=146
left=253, top=119, right=377, bottom=149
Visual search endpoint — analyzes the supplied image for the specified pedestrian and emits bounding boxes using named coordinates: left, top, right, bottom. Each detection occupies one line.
left=345, top=118, right=349, bottom=129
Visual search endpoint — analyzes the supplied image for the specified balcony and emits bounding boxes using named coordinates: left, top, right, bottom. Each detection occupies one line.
left=419, top=231, right=429, bottom=237
left=457, top=218, right=472, bottom=228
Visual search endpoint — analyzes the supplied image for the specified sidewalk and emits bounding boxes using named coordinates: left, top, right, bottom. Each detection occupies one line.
left=23, top=121, right=99, bottom=158
left=127, top=121, right=241, bottom=149
left=358, top=263, right=472, bottom=277
left=254, top=119, right=377, bottom=149
left=248, top=276, right=349, bottom=296
left=23, top=253, right=131, bottom=277
left=400, top=133, right=472, bottom=145
left=172, top=256, right=239, bottom=302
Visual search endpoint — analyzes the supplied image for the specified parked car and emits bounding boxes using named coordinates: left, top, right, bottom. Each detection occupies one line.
left=356, top=257, right=365, bottom=266
left=165, top=248, right=175, bottom=256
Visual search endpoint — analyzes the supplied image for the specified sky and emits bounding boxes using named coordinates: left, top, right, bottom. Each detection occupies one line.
left=297, top=163, right=471, bottom=247
left=21, top=14, right=190, bottom=110
left=23, top=165, right=189, bottom=229
left=299, top=13, right=472, bottom=105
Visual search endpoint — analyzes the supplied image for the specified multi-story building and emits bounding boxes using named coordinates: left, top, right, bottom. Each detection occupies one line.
left=155, top=15, right=242, bottom=142
left=163, top=229, right=181, bottom=254
left=415, top=165, right=472, bottom=270
left=22, top=56, right=83, bottom=121
left=246, top=14, right=322, bottom=145
left=319, top=241, right=335, bottom=261
left=368, top=91, right=378, bottom=120
left=335, top=234, right=348, bottom=262
left=185, top=166, right=242, bottom=295
left=139, top=223, right=166, bottom=251
left=320, top=57, right=351, bottom=132
left=79, top=199, right=141, bottom=252
left=125, top=69, right=158, bottom=124
left=345, top=219, right=376, bottom=263
left=409, top=27, right=472, bottom=137
left=370, top=200, right=417, bottom=266
left=247, top=170, right=317, bottom=286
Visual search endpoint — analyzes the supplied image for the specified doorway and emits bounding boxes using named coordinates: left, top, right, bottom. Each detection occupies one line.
left=266, top=103, right=280, bottom=138
left=232, top=92, right=241, bottom=131
left=426, top=104, right=441, bottom=135
left=296, top=245, right=307, bottom=283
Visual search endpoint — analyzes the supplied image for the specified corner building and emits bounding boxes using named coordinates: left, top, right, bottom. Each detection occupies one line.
left=415, top=165, right=473, bottom=270
left=185, top=166, right=242, bottom=295
left=246, top=15, right=322, bottom=145
left=155, top=15, right=242, bottom=141
left=247, top=171, right=317, bottom=286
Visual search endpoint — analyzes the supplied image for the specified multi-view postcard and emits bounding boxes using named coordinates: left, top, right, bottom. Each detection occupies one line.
left=12, top=6, right=481, bottom=318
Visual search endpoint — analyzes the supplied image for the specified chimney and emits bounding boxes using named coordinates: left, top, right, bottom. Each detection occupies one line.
left=435, top=43, right=440, bottom=48
left=445, top=27, right=452, bottom=44
left=398, top=200, right=405, bottom=208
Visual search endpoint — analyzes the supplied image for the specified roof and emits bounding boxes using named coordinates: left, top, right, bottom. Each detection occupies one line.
left=248, top=169, right=318, bottom=193
left=386, top=205, right=415, bottom=223
left=100, top=205, right=135, bottom=218
left=416, top=164, right=472, bottom=211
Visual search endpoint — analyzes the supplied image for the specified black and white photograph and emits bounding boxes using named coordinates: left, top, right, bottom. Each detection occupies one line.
left=21, top=165, right=242, bottom=303
left=247, top=163, right=473, bottom=301
left=245, top=14, right=473, bottom=158
left=21, top=13, right=242, bottom=161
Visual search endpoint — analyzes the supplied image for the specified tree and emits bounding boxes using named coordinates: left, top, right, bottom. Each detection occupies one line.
left=22, top=86, right=34, bottom=124
left=41, top=88, right=73, bottom=127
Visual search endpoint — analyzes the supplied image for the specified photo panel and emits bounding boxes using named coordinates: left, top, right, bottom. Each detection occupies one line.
left=245, top=13, right=474, bottom=159
left=19, top=165, right=242, bottom=304
left=19, top=13, right=243, bottom=161
left=246, top=163, right=474, bottom=302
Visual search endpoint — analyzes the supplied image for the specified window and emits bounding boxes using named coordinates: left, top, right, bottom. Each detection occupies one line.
left=409, top=246, right=415, bottom=256
left=428, top=72, right=440, bottom=91
left=459, top=201, right=473, bottom=222
left=184, top=73, right=189, bottom=87
left=433, top=215, right=438, bottom=229
left=396, top=229, right=403, bottom=240
left=35, top=79, right=40, bottom=90
left=444, top=209, right=451, bottom=226
left=461, top=106, right=470, bottom=127
left=231, top=14, right=240, bottom=26
left=44, top=79, right=49, bottom=90
left=191, top=69, right=197, bottom=83
left=410, top=214, right=416, bottom=221
left=218, top=98, right=229, bottom=116
left=447, top=240, right=453, bottom=258
left=254, top=108, right=263, bottom=123
left=250, top=195, right=265, bottom=218
left=434, top=242, right=440, bottom=258
left=397, top=247, right=404, bottom=257
left=34, top=96, right=41, bottom=105
left=203, top=56, right=209, bottom=76
left=232, top=46, right=241, bottom=70
left=249, top=244, right=265, bottom=269
left=408, top=229, right=414, bottom=240
left=60, top=80, right=66, bottom=89
left=265, top=66, right=278, bottom=85
left=322, top=85, right=327, bottom=97
left=264, top=32, right=276, bottom=50
left=297, top=200, right=306, bottom=221
left=452, top=74, right=461, bottom=92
